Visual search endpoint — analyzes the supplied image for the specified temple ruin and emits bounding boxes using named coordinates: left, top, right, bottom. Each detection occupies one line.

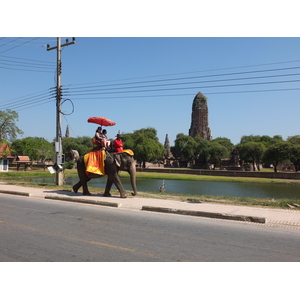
left=189, top=92, right=212, bottom=140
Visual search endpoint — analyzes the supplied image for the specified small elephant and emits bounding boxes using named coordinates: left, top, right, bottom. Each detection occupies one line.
left=73, top=151, right=137, bottom=198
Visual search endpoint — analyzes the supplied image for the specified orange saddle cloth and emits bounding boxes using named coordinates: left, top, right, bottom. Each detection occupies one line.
left=84, top=149, right=106, bottom=176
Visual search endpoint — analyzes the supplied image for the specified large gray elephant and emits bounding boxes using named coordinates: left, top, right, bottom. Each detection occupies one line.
left=73, top=151, right=137, bottom=198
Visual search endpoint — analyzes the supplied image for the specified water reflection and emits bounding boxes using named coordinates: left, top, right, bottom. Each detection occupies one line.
left=12, top=175, right=300, bottom=200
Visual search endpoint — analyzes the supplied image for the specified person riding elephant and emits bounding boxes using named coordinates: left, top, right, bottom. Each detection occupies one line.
left=114, top=133, right=123, bottom=153
left=73, top=151, right=137, bottom=198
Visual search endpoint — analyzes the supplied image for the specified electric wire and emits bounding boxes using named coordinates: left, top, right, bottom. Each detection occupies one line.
left=0, top=89, right=55, bottom=111
left=66, top=87, right=300, bottom=100
left=0, top=58, right=55, bottom=68
left=0, top=55, right=55, bottom=72
left=0, top=38, right=56, bottom=72
left=0, top=37, right=22, bottom=48
left=0, top=54, right=55, bottom=65
left=0, top=37, right=40, bottom=54
left=0, top=65, right=55, bottom=73
left=8, top=85, right=300, bottom=113
left=3, top=56, right=300, bottom=112
left=62, top=78, right=300, bottom=97
left=62, top=72, right=300, bottom=95
left=6, top=84, right=300, bottom=112
left=62, top=59, right=300, bottom=87
left=0, top=96, right=54, bottom=111
left=63, top=66, right=300, bottom=90
left=10, top=98, right=55, bottom=112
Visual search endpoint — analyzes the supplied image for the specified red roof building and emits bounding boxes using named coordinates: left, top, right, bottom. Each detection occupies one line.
left=0, top=143, right=14, bottom=171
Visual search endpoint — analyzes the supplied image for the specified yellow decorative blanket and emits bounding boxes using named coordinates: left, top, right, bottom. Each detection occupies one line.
left=84, top=149, right=106, bottom=176
left=122, top=149, right=134, bottom=156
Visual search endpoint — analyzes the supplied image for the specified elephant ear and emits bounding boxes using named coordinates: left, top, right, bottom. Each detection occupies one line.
left=114, top=153, right=121, bottom=167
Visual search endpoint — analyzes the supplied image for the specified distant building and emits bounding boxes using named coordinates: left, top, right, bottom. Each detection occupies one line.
left=65, top=125, right=70, bottom=138
left=189, top=92, right=212, bottom=140
left=164, top=134, right=173, bottom=159
left=0, top=143, right=14, bottom=172
left=163, top=134, right=177, bottom=167
left=14, top=156, right=31, bottom=171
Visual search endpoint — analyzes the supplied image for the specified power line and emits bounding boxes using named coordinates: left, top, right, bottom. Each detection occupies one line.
left=8, top=85, right=300, bottom=113
left=62, top=71, right=300, bottom=95
left=4, top=59, right=300, bottom=113
left=0, top=38, right=56, bottom=72
left=0, top=65, right=55, bottom=73
left=0, top=89, right=54, bottom=110
left=0, top=37, right=56, bottom=46
left=67, top=87, right=300, bottom=100
left=61, top=78, right=300, bottom=97
left=0, top=58, right=55, bottom=68
left=62, top=59, right=300, bottom=88
left=0, top=54, right=55, bottom=65
left=62, top=66, right=300, bottom=91
left=9, top=98, right=55, bottom=112
left=0, top=37, right=40, bottom=54
left=0, top=37, right=22, bottom=48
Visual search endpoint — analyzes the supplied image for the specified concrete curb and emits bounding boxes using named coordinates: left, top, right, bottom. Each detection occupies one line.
left=0, top=189, right=267, bottom=224
left=0, top=190, right=31, bottom=197
left=44, top=195, right=121, bottom=208
left=141, top=206, right=266, bottom=224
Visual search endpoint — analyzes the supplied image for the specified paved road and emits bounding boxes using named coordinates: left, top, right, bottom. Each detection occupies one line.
left=1, top=194, right=300, bottom=262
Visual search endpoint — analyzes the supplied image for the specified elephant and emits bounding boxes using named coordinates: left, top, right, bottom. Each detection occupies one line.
left=73, top=151, right=137, bottom=198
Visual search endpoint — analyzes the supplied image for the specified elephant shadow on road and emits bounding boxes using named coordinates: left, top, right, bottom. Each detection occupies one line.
left=43, top=189, right=121, bottom=200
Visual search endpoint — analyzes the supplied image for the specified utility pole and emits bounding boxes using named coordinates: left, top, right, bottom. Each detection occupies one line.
left=47, top=37, right=76, bottom=185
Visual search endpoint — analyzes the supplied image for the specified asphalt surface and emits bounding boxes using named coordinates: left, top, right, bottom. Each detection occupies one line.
left=1, top=181, right=300, bottom=230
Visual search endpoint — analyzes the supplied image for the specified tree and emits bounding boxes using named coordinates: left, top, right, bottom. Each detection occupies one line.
left=208, top=141, right=229, bottom=169
left=0, top=143, right=11, bottom=158
left=0, top=109, right=24, bottom=142
left=194, top=136, right=211, bottom=162
left=240, top=135, right=260, bottom=144
left=174, top=133, right=197, bottom=166
left=11, top=137, right=54, bottom=162
left=240, top=135, right=281, bottom=148
left=212, top=137, right=234, bottom=154
left=263, top=142, right=290, bottom=172
left=237, top=141, right=266, bottom=170
left=288, top=144, right=300, bottom=172
left=123, top=128, right=165, bottom=168
left=62, top=136, right=93, bottom=157
left=122, top=133, right=135, bottom=150
left=287, top=135, right=300, bottom=145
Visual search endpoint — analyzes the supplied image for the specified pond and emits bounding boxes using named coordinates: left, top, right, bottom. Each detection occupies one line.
left=11, top=175, right=300, bottom=200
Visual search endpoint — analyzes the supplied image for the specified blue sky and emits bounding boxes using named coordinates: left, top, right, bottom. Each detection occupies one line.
left=1, top=2, right=300, bottom=147
left=1, top=36, right=300, bottom=146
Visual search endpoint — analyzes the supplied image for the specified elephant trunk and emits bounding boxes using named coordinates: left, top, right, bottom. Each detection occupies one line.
left=129, top=161, right=137, bottom=196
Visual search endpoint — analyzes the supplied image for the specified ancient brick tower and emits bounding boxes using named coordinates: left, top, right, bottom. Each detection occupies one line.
left=189, top=92, right=212, bottom=140
left=164, top=134, right=173, bottom=158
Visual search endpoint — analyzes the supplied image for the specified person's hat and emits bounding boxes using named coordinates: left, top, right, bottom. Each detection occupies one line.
left=116, top=134, right=122, bottom=137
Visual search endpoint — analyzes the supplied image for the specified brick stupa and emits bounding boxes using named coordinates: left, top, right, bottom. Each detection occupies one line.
left=189, top=92, right=212, bottom=140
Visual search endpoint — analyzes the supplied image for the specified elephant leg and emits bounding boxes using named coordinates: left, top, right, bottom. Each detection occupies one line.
left=73, top=181, right=82, bottom=193
left=74, top=157, right=92, bottom=196
left=108, top=173, right=127, bottom=198
left=73, top=179, right=91, bottom=195
left=82, top=178, right=91, bottom=196
left=103, top=177, right=113, bottom=197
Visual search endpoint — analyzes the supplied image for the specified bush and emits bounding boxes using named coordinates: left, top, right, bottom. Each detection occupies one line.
left=63, top=161, right=75, bottom=169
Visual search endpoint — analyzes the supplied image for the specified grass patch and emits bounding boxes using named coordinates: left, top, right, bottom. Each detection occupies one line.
left=123, top=170, right=300, bottom=185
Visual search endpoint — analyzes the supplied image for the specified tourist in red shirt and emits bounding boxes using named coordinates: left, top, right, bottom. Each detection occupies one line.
left=114, top=134, right=124, bottom=153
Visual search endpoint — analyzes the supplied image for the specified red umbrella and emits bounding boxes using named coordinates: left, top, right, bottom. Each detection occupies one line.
left=87, top=116, right=116, bottom=127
